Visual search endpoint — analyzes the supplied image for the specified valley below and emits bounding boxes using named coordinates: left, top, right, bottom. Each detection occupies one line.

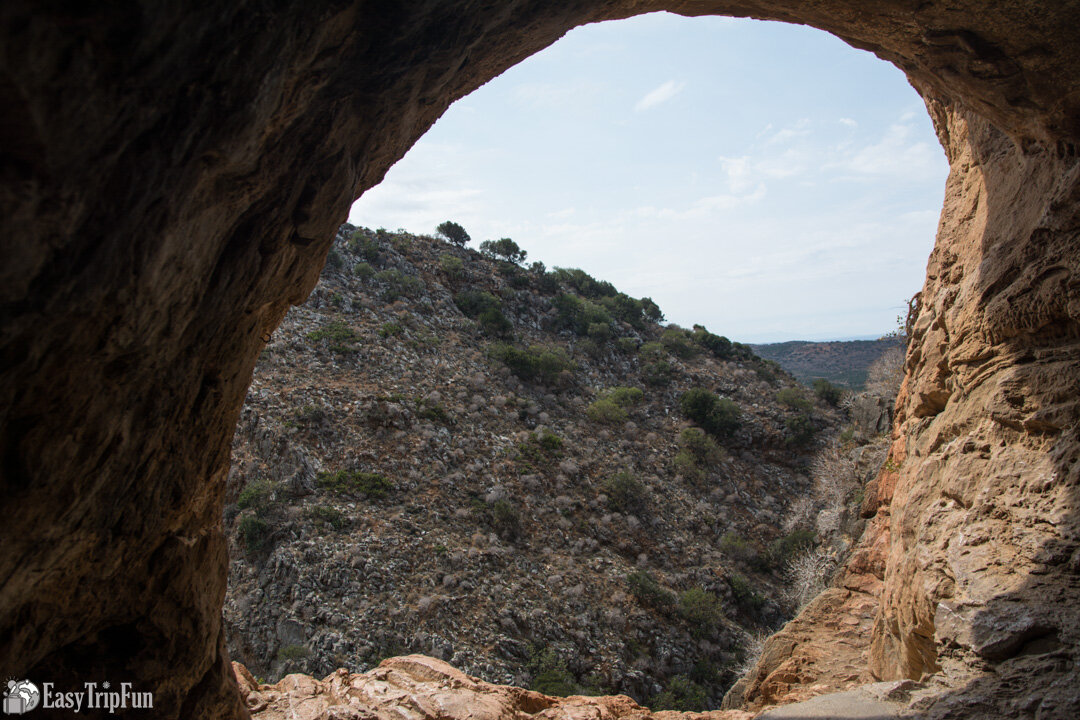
left=223, top=225, right=891, bottom=712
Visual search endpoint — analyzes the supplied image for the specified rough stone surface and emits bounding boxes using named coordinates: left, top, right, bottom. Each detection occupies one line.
left=234, top=655, right=755, bottom=720
left=850, top=394, right=894, bottom=439
left=728, top=99, right=1080, bottom=715
left=3, top=1, right=1080, bottom=718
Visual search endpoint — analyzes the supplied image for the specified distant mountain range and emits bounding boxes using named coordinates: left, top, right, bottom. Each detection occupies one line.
left=750, top=338, right=903, bottom=389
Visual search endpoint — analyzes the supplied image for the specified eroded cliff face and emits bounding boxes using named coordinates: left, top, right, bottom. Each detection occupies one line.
left=722, top=98, right=1080, bottom=716
left=2, top=1, right=1079, bottom=718
left=873, top=98, right=1080, bottom=714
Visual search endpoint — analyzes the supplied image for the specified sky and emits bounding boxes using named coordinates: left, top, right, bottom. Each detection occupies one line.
left=349, top=12, right=949, bottom=343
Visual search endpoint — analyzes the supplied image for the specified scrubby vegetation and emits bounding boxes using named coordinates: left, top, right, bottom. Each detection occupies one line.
left=679, top=389, right=741, bottom=438
left=316, top=469, right=393, bottom=499
left=225, top=222, right=855, bottom=706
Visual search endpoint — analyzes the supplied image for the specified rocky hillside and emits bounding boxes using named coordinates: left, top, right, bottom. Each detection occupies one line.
left=222, top=225, right=872, bottom=710
left=751, top=339, right=903, bottom=389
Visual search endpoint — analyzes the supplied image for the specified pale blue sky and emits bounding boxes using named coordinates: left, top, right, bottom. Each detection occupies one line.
left=349, top=13, right=948, bottom=343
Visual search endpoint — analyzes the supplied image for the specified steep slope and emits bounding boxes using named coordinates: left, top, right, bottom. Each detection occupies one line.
left=222, top=225, right=848, bottom=709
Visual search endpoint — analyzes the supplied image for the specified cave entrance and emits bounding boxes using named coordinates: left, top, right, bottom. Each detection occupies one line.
left=7, top=2, right=1078, bottom=718
left=222, top=13, right=948, bottom=707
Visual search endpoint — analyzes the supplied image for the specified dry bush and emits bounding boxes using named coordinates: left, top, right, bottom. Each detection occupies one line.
left=781, top=496, right=815, bottom=534
left=782, top=546, right=832, bottom=611
left=811, top=444, right=858, bottom=510
left=734, top=630, right=771, bottom=679
left=782, top=444, right=859, bottom=535
left=864, top=346, right=905, bottom=398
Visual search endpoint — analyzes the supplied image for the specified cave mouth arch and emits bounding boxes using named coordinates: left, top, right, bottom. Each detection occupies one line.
left=2, top=2, right=1078, bottom=718
left=349, top=12, right=949, bottom=343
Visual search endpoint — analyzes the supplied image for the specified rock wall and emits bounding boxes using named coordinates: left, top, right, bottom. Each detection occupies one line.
left=2, top=1, right=1078, bottom=717
left=726, top=97, right=1080, bottom=714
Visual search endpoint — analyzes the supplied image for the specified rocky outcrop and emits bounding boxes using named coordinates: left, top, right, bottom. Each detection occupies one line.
left=728, top=98, right=1080, bottom=715
left=234, top=655, right=755, bottom=720
left=3, top=1, right=1080, bottom=718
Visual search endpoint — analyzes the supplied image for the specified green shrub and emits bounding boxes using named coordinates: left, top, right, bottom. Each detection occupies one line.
left=505, top=266, right=531, bottom=288
left=415, top=398, right=453, bottom=425
left=479, top=237, right=527, bottom=264
left=353, top=237, right=382, bottom=263
left=672, top=449, right=703, bottom=482
left=379, top=322, right=404, bottom=338
left=587, top=322, right=612, bottom=341
left=776, top=387, right=812, bottom=411
left=678, top=587, right=723, bottom=636
left=661, top=327, right=701, bottom=359
left=553, top=293, right=612, bottom=336
left=603, top=471, right=649, bottom=516
left=627, top=570, right=675, bottom=611
left=769, top=529, right=817, bottom=567
left=307, top=321, right=360, bottom=353
left=439, top=253, right=465, bottom=280
left=672, top=428, right=724, bottom=483
left=753, top=358, right=785, bottom=384
left=491, top=499, right=521, bottom=541
left=551, top=267, right=616, bottom=299
left=353, top=261, right=375, bottom=280
left=453, top=290, right=501, bottom=318
left=605, top=386, right=644, bottom=406
left=639, top=341, right=665, bottom=362
left=616, top=337, right=640, bottom=354
left=237, top=478, right=277, bottom=514
left=375, top=269, right=423, bottom=301
left=812, top=378, right=843, bottom=406
left=720, top=533, right=757, bottom=564
left=528, top=648, right=578, bottom=697
left=277, top=644, right=310, bottom=661
left=691, top=325, right=734, bottom=358
left=515, top=429, right=563, bottom=468
left=784, top=413, right=817, bottom=446
left=649, top=675, right=707, bottom=711
left=316, top=469, right=393, bottom=499
left=586, top=398, right=627, bottom=424
left=643, top=360, right=673, bottom=387
left=728, top=573, right=766, bottom=613
left=239, top=515, right=273, bottom=556
left=679, top=427, right=724, bottom=464
left=324, top=248, right=343, bottom=271
left=641, top=297, right=664, bottom=323
left=305, top=505, right=348, bottom=531
left=478, top=307, right=513, bottom=337
left=291, top=404, right=327, bottom=426
left=488, top=343, right=574, bottom=386
left=839, top=426, right=856, bottom=444
left=679, top=389, right=740, bottom=438
left=537, top=429, right=564, bottom=453
left=436, top=220, right=470, bottom=246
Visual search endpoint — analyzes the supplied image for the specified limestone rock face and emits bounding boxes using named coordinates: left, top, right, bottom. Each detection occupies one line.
left=2, top=1, right=1080, bottom=718
left=727, top=98, right=1080, bottom=714
left=234, top=655, right=754, bottom=720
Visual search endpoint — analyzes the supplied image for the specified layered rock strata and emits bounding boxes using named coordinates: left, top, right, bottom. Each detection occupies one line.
left=2, top=1, right=1079, bottom=717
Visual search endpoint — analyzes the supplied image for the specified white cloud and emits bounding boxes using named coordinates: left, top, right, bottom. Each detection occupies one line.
left=839, top=117, right=858, bottom=128
left=634, top=80, right=686, bottom=111
left=763, top=118, right=812, bottom=146
left=829, top=121, right=941, bottom=180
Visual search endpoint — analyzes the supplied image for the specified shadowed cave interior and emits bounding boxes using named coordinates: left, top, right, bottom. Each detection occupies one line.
left=1, top=1, right=1078, bottom=718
